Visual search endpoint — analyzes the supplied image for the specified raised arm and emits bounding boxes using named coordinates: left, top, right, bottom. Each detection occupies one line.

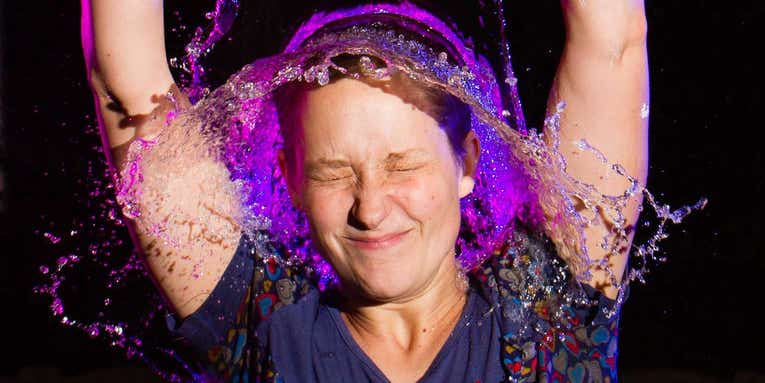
left=547, top=0, right=649, bottom=298
left=82, top=0, right=182, bottom=168
left=81, top=0, right=241, bottom=318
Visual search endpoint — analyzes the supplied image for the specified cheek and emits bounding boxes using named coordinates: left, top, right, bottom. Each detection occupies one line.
left=394, top=170, right=459, bottom=223
left=303, top=188, right=350, bottom=233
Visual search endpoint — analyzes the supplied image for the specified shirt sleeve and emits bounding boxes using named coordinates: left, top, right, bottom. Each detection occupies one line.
left=480, top=224, right=628, bottom=382
left=533, top=283, right=626, bottom=382
left=165, top=234, right=255, bottom=382
left=164, top=233, right=316, bottom=382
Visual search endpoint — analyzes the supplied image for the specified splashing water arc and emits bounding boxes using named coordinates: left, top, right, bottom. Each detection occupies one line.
left=35, top=1, right=707, bottom=381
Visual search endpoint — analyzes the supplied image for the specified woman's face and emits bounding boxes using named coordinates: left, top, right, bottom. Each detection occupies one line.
left=279, top=78, right=478, bottom=302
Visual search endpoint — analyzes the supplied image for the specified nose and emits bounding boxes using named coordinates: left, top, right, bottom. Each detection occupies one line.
left=348, top=178, right=390, bottom=230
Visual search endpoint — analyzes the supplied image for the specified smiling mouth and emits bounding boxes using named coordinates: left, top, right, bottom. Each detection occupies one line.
left=344, top=229, right=412, bottom=250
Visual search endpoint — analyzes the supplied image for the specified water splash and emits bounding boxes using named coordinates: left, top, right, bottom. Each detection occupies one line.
left=32, top=2, right=253, bottom=380
left=35, top=1, right=705, bottom=381
left=170, top=0, right=240, bottom=102
left=33, top=156, right=186, bottom=379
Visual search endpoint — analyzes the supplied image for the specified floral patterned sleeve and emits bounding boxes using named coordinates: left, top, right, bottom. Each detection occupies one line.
left=249, top=244, right=314, bottom=383
left=526, top=284, right=624, bottom=383
left=166, top=233, right=312, bottom=382
left=473, top=225, right=626, bottom=383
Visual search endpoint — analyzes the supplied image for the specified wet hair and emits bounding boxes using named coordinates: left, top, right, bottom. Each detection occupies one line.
left=273, top=53, right=473, bottom=175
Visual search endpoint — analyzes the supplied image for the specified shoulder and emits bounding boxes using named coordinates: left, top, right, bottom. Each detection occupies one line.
left=248, top=234, right=321, bottom=343
left=470, top=224, right=622, bottom=342
left=253, top=288, right=323, bottom=383
left=250, top=247, right=317, bottom=323
left=470, top=224, right=563, bottom=304
left=255, top=288, right=322, bottom=341
left=469, top=226, right=624, bottom=381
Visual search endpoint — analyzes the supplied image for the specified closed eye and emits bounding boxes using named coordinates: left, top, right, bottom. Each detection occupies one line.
left=310, top=174, right=353, bottom=182
left=389, top=164, right=424, bottom=173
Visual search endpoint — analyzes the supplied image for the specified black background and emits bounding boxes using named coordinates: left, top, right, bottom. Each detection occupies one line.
left=2, top=1, right=763, bottom=382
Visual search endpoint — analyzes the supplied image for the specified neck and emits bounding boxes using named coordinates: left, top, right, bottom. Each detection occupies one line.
left=337, top=257, right=469, bottom=352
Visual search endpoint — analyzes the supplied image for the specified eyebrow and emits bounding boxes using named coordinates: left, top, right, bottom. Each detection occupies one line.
left=306, top=149, right=429, bottom=170
left=307, top=158, right=351, bottom=169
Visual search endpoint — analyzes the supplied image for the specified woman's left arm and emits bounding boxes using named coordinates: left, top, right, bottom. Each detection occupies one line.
left=547, top=0, right=649, bottom=299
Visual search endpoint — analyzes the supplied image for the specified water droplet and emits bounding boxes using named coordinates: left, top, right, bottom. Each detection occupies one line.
left=51, top=298, right=64, bottom=316
left=44, top=232, right=61, bottom=244
left=317, top=68, right=330, bottom=86
left=640, top=103, right=650, bottom=119
left=447, top=73, right=461, bottom=86
left=358, top=56, right=375, bottom=73
left=436, top=51, right=448, bottom=66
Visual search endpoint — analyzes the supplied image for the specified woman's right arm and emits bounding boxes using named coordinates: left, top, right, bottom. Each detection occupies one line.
left=82, top=0, right=179, bottom=168
left=81, top=0, right=241, bottom=319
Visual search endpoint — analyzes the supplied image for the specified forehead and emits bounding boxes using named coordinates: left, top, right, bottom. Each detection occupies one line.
left=296, top=78, right=447, bottom=161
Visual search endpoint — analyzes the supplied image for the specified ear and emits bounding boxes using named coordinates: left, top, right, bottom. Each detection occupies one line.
left=277, top=149, right=303, bottom=209
left=458, top=130, right=481, bottom=198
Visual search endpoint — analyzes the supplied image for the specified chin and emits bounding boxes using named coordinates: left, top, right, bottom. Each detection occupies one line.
left=325, top=235, right=450, bottom=302
left=350, top=262, right=426, bottom=302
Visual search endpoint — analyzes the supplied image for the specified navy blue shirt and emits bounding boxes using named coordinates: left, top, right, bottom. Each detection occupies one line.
left=257, top=285, right=506, bottom=383
left=169, top=229, right=623, bottom=382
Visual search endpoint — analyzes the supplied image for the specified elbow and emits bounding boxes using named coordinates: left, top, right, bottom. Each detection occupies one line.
left=612, top=12, right=648, bottom=58
left=83, top=50, right=109, bottom=96
left=86, top=66, right=106, bottom=94
left=86, top=67, right=124, bottom=113
left=621, top=14, right=648, bottom=52
left=565, top=11, right=648, bottom=63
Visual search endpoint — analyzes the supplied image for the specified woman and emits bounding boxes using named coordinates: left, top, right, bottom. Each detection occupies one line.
left=82, top=0, right=648, bottom=381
